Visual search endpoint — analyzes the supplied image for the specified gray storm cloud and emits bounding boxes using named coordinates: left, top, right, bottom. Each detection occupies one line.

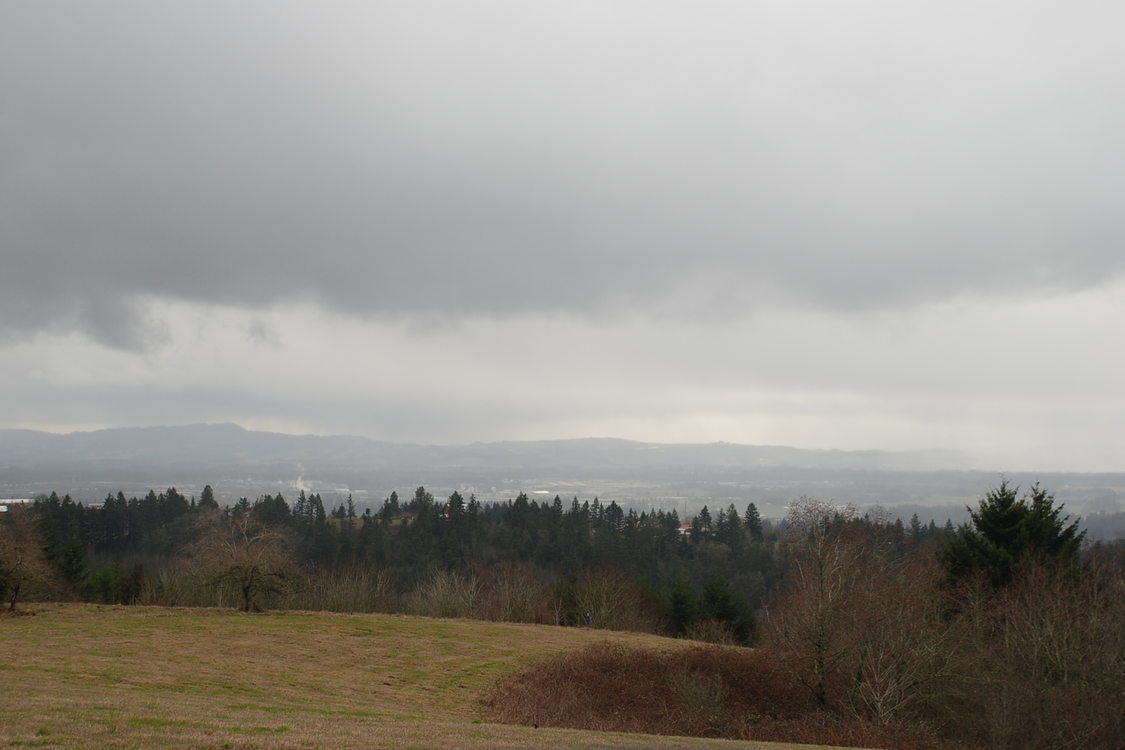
left=3, top=1, right=1124, bottom=349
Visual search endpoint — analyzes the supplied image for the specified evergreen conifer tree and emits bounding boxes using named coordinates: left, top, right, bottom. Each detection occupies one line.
left=943, top=481, right=1085, bottom=587
left=744, top=502, right=763, bottom=541
left=199, top=484, right=218, bottom=510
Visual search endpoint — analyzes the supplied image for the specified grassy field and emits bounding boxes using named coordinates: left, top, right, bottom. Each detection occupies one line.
left=0, top=604, right=856, bottom=750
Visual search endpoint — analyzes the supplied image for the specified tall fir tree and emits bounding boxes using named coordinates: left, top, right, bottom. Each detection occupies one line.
left=943, top=480, right=1085, bottom=587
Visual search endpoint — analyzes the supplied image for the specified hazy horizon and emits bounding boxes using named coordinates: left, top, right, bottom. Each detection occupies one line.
left=7, top=420, right=962, bottom=452
left=6, top=421, right=1125, bottom=532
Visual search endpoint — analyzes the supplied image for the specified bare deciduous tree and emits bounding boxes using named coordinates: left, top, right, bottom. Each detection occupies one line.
left=844, top=553, right=955, bottom=725
left=768, top=498, right=954, bottom=724
left=476, top=562, right=554, bottom=623
left=943, top=560, right=1125, bottom=749
left=0, top=505, right=55, bottom=612
left=404, top=568, right=481, bottom=618
left=768, top=498, right=864, bottom=707
left=569, top=569, right=660, bottom=632
left=194, top=514, right=296, bottom=612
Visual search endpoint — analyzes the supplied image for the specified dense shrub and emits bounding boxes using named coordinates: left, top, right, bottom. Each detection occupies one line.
left=936, top=561, right=1125, bottom=750
left=483, top=642, right=953, bottom=749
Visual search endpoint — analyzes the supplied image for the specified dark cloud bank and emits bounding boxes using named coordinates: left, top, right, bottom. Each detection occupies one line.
left=4, top=2, right=1125, bottom=350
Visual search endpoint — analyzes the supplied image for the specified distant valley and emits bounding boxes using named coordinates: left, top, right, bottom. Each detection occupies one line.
left=2, top=424, right=1122, bottom=534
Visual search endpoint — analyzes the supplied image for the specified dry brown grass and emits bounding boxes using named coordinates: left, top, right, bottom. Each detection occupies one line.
left=0, top=603, right=853, bottom=749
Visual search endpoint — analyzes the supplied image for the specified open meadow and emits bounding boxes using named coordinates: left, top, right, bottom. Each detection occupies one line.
left=0, top=604, right=854, bottom=750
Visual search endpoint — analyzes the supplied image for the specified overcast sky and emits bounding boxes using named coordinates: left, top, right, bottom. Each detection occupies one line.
left=3, top=1, right=1124, bottom=471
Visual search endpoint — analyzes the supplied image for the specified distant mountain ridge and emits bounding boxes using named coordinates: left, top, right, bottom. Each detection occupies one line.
left=5, top=425, right=1124, bottom=528
left=0, top=423, right=969, bottom=474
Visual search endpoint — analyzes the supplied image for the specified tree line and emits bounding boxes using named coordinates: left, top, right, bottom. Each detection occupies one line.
left=6, top=485, right=816, bottom=640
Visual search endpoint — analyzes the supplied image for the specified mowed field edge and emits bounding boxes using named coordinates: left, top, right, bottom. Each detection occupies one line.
left=0, top=604, right=857, bottom=750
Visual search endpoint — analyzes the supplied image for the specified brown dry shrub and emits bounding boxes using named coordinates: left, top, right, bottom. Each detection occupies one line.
left=936, top=561, right=1125, bottom=750
left=483, top=642, right=954, bottom=749
left=474, top=562, right=556, bottom=623
left=682, top=618, right=738, bottom=646
left=566, top=569, right=663, bottom=632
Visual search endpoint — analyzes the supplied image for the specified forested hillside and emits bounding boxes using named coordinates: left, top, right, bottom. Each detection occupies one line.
left=10, top=485, right=801, bottom=639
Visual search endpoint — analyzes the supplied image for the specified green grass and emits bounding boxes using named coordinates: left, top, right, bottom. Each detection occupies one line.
left=0, top=604, right=856, bottom=749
